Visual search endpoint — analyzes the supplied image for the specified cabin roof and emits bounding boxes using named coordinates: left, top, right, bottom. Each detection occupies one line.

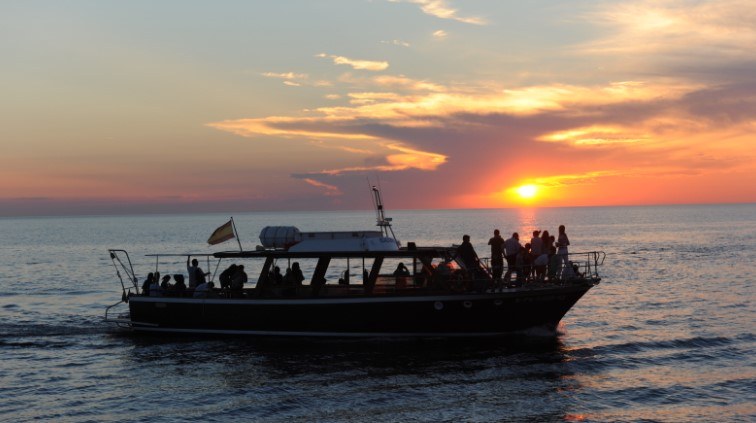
left=213, top=246, right=455, bottom=259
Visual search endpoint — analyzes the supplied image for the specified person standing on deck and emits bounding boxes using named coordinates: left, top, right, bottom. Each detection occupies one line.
left=455, top=235, right=480, bottom=279
left=557, top=225, right=570, bottom=276
left=529, top=230, right=543, bottom=280
left=503, top=232, right=522, bottom=282
left=488, top=229, right=505, bottom=281
left=187, top=257, right=207, bottom=289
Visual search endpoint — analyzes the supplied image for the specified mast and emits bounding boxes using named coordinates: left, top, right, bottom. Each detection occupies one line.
left=371, top=185, right=397, bottom=242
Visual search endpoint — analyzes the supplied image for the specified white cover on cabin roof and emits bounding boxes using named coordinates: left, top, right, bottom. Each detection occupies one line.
left=259, top=226, right=301, bottom=249
left=260, top=227, right=399, bottom=252
left=290, top=231, right=399, bottom=252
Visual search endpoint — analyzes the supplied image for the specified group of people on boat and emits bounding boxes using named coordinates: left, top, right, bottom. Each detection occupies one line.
left=266, top=262, right=305, bottom=287
left=136, top=224, right=584, bottom=298
left=140, top=272, right=187, bottom=296
left=256, top=262, right=306, bottom=296
left=485, top=224, right=580, bottom=285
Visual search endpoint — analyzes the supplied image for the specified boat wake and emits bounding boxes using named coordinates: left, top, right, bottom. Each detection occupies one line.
left=0, top=317, right=110, bottom=344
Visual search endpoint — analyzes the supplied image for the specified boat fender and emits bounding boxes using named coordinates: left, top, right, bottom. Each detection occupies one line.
left=434, top=301, right=444, bottom=311
left=463, top=301, right=472, bottom=309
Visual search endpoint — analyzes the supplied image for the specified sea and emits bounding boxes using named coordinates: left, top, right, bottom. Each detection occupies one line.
left=0, top=205, right=754, bottom=422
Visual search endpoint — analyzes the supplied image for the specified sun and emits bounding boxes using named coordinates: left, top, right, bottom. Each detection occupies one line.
left=516, top=184, right=538, bottom=199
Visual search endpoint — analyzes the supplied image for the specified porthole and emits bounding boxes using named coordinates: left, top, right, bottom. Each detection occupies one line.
left=434, top=301, right=444, bottom=311
left=463, top=301, right=472, bottom=309
left=494, top=299, right=503, bottom=306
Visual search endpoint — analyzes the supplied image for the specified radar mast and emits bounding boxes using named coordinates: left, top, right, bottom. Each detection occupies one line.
left=371, top=185, right=397, bottom=243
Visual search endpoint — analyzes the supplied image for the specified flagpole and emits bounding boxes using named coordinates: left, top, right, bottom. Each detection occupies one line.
left=231, top=217, right=243, bottom=251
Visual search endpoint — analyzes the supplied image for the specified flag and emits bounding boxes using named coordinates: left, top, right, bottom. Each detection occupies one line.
left=207, top=219, right=235, bottom=245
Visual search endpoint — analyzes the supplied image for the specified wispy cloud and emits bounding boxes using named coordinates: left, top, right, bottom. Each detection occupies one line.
left=539, top=125, right=650, bottom=146
left=338, top=74, right=446, bottom=93
left=294, top=142, right=448, bottom=177
left=302, top=178, right=343, bottom=196
left=262, top=72, right=308, bottom=80
left=317, top=53, right=389, bottom=71
left=389, top=0, right=486, bottom=25
left=262, top=71, right=333, bottom=87
left=381, top=39, right=411, bottom=47
left=432, top=30, right=448, bottom=39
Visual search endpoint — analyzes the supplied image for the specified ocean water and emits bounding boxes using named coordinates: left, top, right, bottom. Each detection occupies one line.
left=0, top=205, right=754, bottom=422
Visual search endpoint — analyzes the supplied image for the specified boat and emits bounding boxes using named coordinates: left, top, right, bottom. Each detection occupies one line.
left=104, top=188, right=605, bottom=337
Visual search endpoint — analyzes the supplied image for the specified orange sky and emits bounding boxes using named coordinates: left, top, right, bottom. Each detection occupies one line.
left=1, top=1, right=755, bottom=215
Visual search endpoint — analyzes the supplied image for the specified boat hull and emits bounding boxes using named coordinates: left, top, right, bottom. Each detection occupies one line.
left=121, top=283, right=595, bottom=337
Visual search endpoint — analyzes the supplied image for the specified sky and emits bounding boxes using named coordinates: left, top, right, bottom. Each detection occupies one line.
left=1, top=0, right=755, bottom=216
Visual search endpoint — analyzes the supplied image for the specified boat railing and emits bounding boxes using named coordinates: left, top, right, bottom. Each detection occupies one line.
left=481, top=250, right=605, bottom=281
left=574, top=250, right=606, bottom=280
left=108, top=249, right=139, bottom=296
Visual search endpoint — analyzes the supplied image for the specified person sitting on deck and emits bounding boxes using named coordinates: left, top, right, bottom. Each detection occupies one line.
left=291, top=262, right=305, bottom=286
left=338, top=269, right=349, bottom=285
left=562, top=262, right=584, bottom=280
left=393, top=263, right=411, bottom=288
left=431, top=260, right=452, bottom=290
left=173, top=274, right=186, bottom=294
left=282, top=264, right=304, bottom=297
left=160, top=274, right=171, bottom=292
left=270, top=266, right=283, bottom=285
left=149, top=276, right=161, bottom=297
left=141, top=273, right=154, bottom=296
left=193, top=280, right=213, bottom=298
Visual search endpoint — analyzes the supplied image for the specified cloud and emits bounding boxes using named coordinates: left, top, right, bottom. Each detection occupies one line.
left=432, top=29, right=448, bottom=39
left=262, top=71, right=308, bottom=86
left=539, top=125, right=650, bottom=146
left=307, top=140, right=375, bottom=155
left=579, top=1, right=756, bottom=61
left=207, top=116, right=380, bottom=141
left=389, top=0, right=486, bottom=25
left=262, top=72, right=308, bottom=80
left=302, top=178, right=343, bottom=196
left=262, top=71, right=333, bottom=88
left=290, top=142, right=447, bottom=177
left=208, top=78, right=710, bottom=165
left=530, top=171, right=621, bottom=188
left=338, top=74, right=446, bottom=93
left=211, top=62, right=756, bottom=207
left=317, top=53, right=389, bottom=71
left=381, top=39, right=411, bottom=47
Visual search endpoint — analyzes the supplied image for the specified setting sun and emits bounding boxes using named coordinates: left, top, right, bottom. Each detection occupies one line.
left=516, top=184, right=538, bottom=199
